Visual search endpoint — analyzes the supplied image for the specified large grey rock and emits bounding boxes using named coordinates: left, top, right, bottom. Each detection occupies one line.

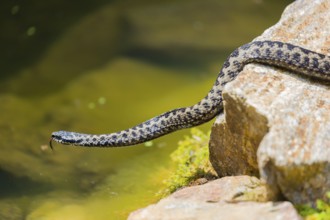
left=128, top=176, right=301, bottom=220
left=209, top=0, right=330, bottom=204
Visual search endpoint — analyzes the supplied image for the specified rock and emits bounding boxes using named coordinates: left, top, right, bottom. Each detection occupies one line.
left=169, top=176, right=279, bottom=203
left=209, top=0, right=330, bottom=204
left=128, top=176, right=301, bottom=220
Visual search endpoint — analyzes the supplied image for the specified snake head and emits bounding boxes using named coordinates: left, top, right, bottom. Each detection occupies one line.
left=50, top=131, right=85, bottom=149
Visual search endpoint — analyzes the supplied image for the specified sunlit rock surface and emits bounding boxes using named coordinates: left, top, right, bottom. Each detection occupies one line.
left=128, top=176, right=301, bottom=220
left=209, top=0, right=330, bottom=204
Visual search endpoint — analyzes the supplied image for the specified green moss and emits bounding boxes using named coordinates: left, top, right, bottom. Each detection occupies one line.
left=296, top=192, right=330, bottom=220
left=160, top=128, right=217, bottom=196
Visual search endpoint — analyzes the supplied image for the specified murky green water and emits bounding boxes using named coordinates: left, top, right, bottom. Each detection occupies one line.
left=0, top=0, right=292, bottom=219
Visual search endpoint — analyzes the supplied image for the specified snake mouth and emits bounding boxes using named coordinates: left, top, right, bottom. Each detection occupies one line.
left=49, top=133, right=61, bottom=150
left=49, top=132, right=70, bottom=149
left=49, top=134, right=65, bottom=150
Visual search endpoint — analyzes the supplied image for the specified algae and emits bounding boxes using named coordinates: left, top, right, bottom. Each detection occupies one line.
left=160, top=128, right=217, bottom=196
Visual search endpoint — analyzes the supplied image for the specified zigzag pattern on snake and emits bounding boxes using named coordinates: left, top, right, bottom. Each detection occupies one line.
left=50, top=40, right=330, bottom=148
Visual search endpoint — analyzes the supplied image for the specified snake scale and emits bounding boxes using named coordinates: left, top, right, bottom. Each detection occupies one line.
left=50, top=40, right=330, bottom=148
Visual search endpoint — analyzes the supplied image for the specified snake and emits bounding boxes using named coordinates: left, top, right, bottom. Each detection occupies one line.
left=50, top=40, right=330, bottom=148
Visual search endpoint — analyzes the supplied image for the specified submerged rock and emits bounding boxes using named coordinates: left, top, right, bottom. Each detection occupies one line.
left=209, top=0, right=330, bottom=204
left=128, top=176, right=301, bottom=220
left=0, top=201, right=23, bottom=220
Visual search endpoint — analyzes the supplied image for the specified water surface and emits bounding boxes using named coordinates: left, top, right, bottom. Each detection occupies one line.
left=0, top=0, right=292, bottom=219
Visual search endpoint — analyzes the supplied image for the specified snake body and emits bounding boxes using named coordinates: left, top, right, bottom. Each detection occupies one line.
left=51, top=41, right=330, bottom=148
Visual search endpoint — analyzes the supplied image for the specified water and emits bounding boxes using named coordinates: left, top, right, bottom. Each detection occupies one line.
left=0, top=0, right=291, bottom=219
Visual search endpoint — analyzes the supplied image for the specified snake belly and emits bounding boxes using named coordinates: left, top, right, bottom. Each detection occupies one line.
left=50, top=41, right=330, bottom=148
